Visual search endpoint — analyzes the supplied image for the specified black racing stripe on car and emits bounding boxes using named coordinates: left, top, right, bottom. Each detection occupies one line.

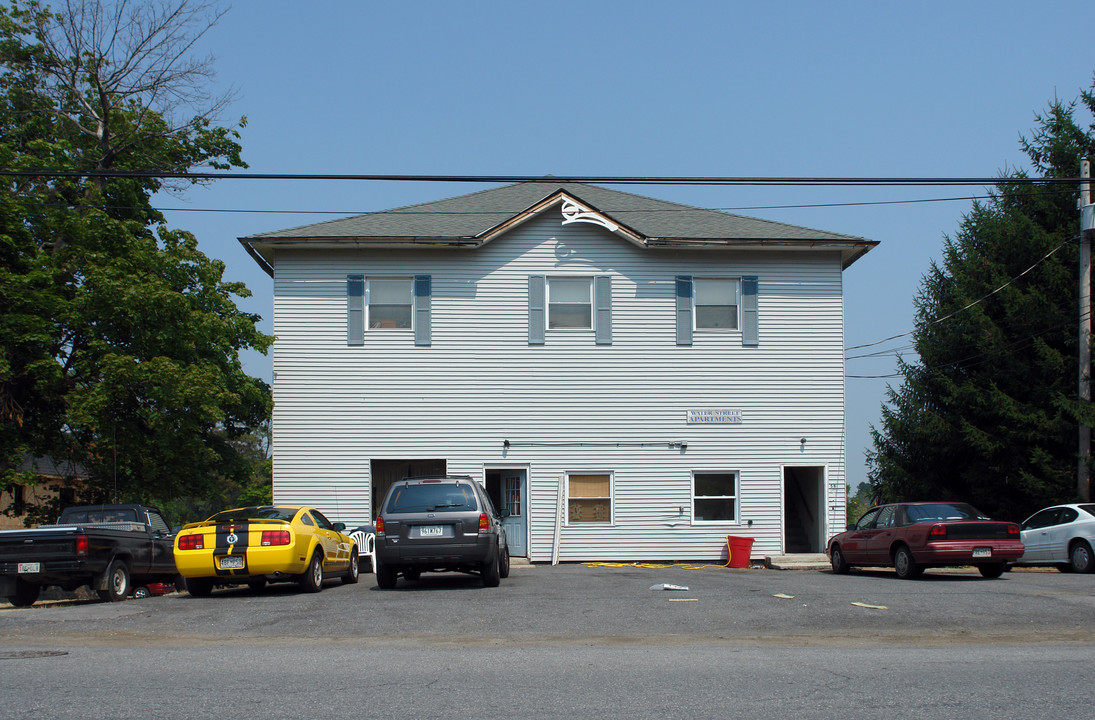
left=213, top=524, right=250, bottom=576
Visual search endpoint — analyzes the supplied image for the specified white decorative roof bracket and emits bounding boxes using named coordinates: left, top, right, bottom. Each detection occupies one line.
left=560, top=197, right=619, bottom=233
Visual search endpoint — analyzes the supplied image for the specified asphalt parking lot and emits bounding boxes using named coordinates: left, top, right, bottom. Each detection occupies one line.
left=2, top=562, right=1092, bottom=648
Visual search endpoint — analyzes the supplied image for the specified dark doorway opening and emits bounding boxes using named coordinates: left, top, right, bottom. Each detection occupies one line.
left=370, top=459, right=446, bottom=518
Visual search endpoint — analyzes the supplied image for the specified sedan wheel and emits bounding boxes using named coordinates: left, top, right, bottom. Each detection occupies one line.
left=1069, top=541, right=1095, bottom=573
left=977, top=562, right=1006, bottom=579
left=893, top=546, right=922, bottom=579
left=830, top=546, right=850, bottom=574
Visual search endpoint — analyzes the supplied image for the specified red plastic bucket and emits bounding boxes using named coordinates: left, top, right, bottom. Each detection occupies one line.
left=726, top=535, right=755, bottom=568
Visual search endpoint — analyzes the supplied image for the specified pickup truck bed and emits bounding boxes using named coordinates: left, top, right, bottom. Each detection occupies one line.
left=0, top=505, right=179, bottom=607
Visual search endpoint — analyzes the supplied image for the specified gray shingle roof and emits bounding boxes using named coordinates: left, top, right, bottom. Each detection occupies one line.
left=240, top=181, right=876, bottom=273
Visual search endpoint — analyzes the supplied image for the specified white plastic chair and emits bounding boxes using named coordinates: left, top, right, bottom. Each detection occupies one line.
left=349, top=530, right=376, bottom=574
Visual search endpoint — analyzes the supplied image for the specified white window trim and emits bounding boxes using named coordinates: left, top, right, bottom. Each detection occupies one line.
left=366, top=276, right=414, bottom=332
left=693, top=277, right=741, bottom=332
left=564, top=470, right=614, bottom=526
left=690, top=470, right=739, bottom=524
left=547, top=275, right=595, bottom=332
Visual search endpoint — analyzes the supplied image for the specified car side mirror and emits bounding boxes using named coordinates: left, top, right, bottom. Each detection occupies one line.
left=332, top=522, right=346, bottom=532
left=846, top=524, right=855, bottom=531
left=500, top=509, right=511, bottom=518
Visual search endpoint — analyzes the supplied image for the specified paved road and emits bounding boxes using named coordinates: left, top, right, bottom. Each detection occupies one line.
left=2, top=563, right=1093, bottom=718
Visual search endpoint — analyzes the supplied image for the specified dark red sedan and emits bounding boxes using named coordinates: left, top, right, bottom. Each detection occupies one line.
left=827, top=502, right=1023, bottom=579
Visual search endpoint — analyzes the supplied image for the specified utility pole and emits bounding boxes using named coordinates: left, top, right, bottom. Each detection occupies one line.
left=1081, top=157, right=1093, bottom=502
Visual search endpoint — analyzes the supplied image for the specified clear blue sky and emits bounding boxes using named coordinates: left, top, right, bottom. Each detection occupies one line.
left=158, top=1, right=1095, bottom=493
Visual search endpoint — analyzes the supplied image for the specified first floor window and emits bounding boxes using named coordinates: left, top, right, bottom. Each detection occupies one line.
left=694, top=278, right=740, bottom=330
left=368, top=277, right=412, bottom=329
left=692, top=472, right=737, bottom=522
left=568, top=473, right=612, bottom=523
left=549, top=277, right=592, bottom=329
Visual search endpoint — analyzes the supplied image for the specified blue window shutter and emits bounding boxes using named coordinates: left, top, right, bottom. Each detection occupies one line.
left=742, top=276, right=758, bottom=346
left=675, top=276, right=693, bottom=346
left=594, top=275, right=612, bottom=345
left=414, top=275, right=431, bottom=346
left=347, top=275, right=364, bottom=346
left=528, top=275, right=546, bottom=345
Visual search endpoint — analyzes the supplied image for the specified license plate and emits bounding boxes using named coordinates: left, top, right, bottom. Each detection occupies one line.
left=218, top=555, right=245, bottom=570
left=17, top=562, right=40, bottom=574
left=419, top=526, right=444, bottom=537
left=972, top=547, right=992, bottom=558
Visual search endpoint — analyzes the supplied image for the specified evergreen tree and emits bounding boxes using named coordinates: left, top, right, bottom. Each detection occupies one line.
left=868, top=80, right=1095, bottom=521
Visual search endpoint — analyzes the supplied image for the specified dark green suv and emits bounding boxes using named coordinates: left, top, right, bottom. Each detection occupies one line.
left=374, top=476, right=510, bottom=588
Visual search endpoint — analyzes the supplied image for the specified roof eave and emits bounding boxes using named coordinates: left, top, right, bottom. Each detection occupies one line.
left=645, top=237, right=879, bottom=269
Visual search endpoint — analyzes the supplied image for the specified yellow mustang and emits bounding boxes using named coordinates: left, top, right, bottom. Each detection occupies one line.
left=174, top=505, right=359, bottom=596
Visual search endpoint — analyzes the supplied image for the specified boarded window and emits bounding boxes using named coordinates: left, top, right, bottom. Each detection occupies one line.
left=569, top=473, right=611, bottom=523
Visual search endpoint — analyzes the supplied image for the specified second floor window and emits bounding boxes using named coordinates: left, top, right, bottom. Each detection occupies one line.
left=548, top=277, right=592, bottom=329
left=368, top=278, right=412, bottom=329
left=694, top=278, right=740, bottom=330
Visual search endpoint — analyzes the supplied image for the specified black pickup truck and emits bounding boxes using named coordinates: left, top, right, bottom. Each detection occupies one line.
left=0, top=504, right=178, bottom=607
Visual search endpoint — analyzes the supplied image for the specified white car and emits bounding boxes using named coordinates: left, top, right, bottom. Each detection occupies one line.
left=1013, top=504, right=1095, bottom=573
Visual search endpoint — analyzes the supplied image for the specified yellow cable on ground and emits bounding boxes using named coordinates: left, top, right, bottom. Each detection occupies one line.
left=581, top=561, right=733, bottom=571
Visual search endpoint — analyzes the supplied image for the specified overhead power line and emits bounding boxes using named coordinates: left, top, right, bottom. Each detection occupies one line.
left=0, top=169, right=1090, bottom=186
left=844, top=235, right=1079, bottom=354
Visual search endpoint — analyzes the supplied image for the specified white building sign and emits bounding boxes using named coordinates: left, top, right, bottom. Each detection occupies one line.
left=687, top=409, right=743, bottom=424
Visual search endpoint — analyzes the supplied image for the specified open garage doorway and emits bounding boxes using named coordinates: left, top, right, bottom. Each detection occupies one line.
left=783, top=466, right=824, bottom=553
left=370, top=459, right=446, bottom=518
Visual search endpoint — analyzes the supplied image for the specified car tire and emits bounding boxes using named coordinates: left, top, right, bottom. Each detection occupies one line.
left=893, top=545, right=922, bottom=579
left=977, top=562, right=1006, bottom=579
left=246, top=579, right=267, bottom=592
left=9, top=579, right=40, bottom=607
left=1069, top=540, right=1095, bottom=573
left=376, top=561, right=398, bottom=589
left=97, top=559, right=130, bottom=602
left=481, top=547, right=501, bottom=587
left=185, top=577, right=213, bottom=597
left=830, top=545, right=850, bottom=574
left=342, top=548, right=360, bottom=585
left=133, top=586, right=150, bottom=599
left=299, top=551, right=324, bottom=593
left=498, top=543, right=510, bottom=579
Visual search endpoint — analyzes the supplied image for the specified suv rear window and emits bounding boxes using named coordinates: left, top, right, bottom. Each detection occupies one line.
left=386, top=483, right=478, bottom=513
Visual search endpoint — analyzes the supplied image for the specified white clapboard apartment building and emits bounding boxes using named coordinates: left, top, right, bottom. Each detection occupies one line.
left=240, top=181, right=876, bottom=562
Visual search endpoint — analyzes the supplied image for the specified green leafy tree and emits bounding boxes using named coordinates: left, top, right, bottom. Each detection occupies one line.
left=0, top=0, right=271, bottom=523
left=868, top=80, right=1095, bottom=521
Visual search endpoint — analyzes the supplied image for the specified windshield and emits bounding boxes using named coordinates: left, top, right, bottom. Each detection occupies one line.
left=385, top=483, right=477, bottom=513
left=905, top=503, right=989, bottom=522
left=208, top=506, right=297, bottom=523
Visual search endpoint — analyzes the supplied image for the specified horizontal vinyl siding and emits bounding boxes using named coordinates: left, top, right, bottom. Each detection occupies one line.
left=270, top=212, right=847, bottom=560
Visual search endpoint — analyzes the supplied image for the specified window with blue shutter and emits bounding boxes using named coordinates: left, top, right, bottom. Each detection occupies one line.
left=528, top=275, right=546, bottom=345
left=675, top=276, right=693, bottom=346
left=414, top=275, right=431, bottom=346
left=742, top=275, right=758, bottom=346
left=594, top=275, right=612, bottom=345
left=347, top=275, right=364, bottom=346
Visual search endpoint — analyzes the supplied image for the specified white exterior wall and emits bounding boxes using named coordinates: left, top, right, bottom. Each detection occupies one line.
left=269, top=211, right=847, bottom=561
